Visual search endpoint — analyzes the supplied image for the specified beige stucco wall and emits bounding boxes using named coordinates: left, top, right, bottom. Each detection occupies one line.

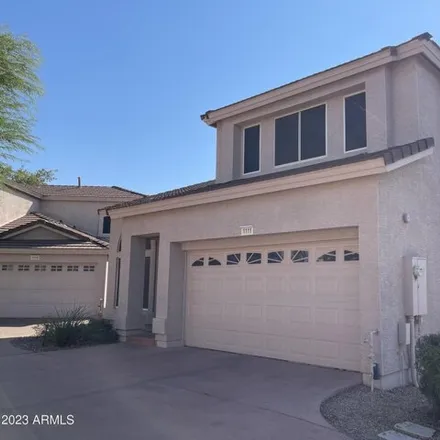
left=40, top=200, right=111, bottom=236
left=0, top=186, right=39, bottom=227
left=10, top=227, right=70, bottom=240
left=215, top=65, right=391, bottom=183
left=106, top=175, right=381, bottom=380
left=377, top=56, right=440, bottom=388
left=108, top=53, right=440, bottom=388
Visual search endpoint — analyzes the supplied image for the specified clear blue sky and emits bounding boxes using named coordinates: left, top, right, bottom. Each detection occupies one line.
left=3, top=0, right=440, bottom=194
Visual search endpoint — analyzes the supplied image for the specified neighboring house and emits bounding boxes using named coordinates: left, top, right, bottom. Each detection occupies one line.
left=0, top=182, right=143, bottom=318
left=104, top=32, right=440, bottom=389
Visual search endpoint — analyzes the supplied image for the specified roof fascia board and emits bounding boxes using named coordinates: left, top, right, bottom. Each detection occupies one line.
left=41, top=195, right=140, bottom=202
left=2, top=223, right=85, bottom=241
left=3, top=182, right=42, bottom=199
left=0, top=248, right=108, bottom=255
left=420, top=41, right=440, bottom=70
left=385, top=148, right=433, bottom=172
left=203, top=39, right=427, bottom=125
left=110, top=158, right=386, bottom=219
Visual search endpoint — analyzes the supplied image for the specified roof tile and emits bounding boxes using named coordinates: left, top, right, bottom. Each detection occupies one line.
left=8, top=184, right=144, bottom=199
left=0, top=213, right=108, bottom=249
left=107, top=138, right=434, bottom=212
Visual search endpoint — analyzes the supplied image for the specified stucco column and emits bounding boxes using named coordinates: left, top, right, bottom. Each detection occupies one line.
left=366, top=67, right=391, bottom=151
left=103, top=218, right=123, bottom=320
left=153, top=240, right=186, bottom=348
left=114, top=235, right=145, bottom=338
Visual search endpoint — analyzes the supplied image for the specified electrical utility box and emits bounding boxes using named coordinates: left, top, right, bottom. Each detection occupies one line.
left=403, top=255, right=428, bottom=316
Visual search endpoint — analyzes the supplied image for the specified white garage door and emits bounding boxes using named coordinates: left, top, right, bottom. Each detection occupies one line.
left=0, top=263, right=101, bottom=318
left=185, top=239, right=360, bottom=371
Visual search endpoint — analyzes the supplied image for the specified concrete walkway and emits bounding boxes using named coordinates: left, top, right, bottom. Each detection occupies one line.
left=0, top=342, right=360, bottom=440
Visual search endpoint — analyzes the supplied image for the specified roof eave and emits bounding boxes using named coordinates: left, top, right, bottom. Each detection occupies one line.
left=201, top=34, right=439, bottom=126
left=109, top=157, right=387, bottom=219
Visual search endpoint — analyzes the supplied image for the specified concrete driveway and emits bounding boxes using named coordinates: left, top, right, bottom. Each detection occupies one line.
left=0, top=337, right=360, bottom=440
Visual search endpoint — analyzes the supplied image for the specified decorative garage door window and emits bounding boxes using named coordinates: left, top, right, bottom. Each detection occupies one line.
left=291, top=250, right=309, bottom=263
left=246, top=252, right=262, bottom=264
left=51, top=265, right=63, bottom=272
left=34, top=265, right=46, bottom=272
left=83, top=265, right=95, bottom=272
left=226, top=253, right=241, bottom=265
left=18, top=265, right=30, bottom=271
left=67, top=265, right=79, bottom=272
left=344, top=250, right=359, bottom=261
left=316, top=250, right=336, bottom=262
left=191, top=257, right=204, bottom=267
left=268, top=251, right=284, bottom=263
left=1, top=264, right=13, bottom=271
left=208, top=257, right=221, bottom=266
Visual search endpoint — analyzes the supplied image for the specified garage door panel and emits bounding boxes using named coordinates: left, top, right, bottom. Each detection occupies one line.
left=288, top=306, right=312, bottom=323
left=339, top=309, right=359, bottom=326
left=0, top=263, right=101, bottom=318
left=186, top=240, right=361, bottom=371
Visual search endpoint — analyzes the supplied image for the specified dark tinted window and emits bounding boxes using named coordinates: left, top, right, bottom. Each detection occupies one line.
left=275, top=113, right=299, bottom=165
left=317, top=250, right=336, bottom=262
left=345, top=92, right=366, bottom=151
left=268, top=251, right=284, bottom=263
left=227, top=253, right=241, bottom=265
left=344, top=250, right=360, bottom=261
left=208, top=257, right=222, bottom=266
left=301, top=104, right=326, bottom=160
left=103, top=216, right=111, bottom=234
left=244, top=125, right=260, bottom=174
left=191, top=257, right=204, bottom=267
left=246, top=252, right=262, bottom=264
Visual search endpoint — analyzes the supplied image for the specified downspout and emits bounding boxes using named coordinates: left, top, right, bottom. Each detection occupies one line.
left=408, top=315, right=419, bottom=387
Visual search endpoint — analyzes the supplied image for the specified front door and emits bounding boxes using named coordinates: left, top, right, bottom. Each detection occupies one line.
left=142, top=238, right=157, bottom=326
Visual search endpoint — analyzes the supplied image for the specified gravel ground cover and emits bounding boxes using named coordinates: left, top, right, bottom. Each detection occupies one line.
left=321, top=384, right=439, bottom=440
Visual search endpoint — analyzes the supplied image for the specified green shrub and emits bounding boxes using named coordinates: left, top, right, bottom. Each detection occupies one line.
left=416, top=333, right=440, bottom=420
left=80, top=318, right=119, bottom=344
left=36, top=306, right=118, bottom=348
left=37, top=306, right=89, bottom=347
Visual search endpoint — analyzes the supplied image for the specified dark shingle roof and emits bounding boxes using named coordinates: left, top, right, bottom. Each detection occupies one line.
left=8, top=183, right=144, bottom=199
left=0, top=213, right=108, bottom=250
left=108, top=138, right=434, bottom=212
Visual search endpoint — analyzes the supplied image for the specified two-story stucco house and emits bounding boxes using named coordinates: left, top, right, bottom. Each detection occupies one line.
left=104, top=33, right=440, bottom=389
left=0, top=181, right=143, bottom=317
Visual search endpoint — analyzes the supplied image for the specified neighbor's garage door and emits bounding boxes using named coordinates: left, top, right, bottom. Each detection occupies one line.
left=0, top=263, right=101, bottom=318
left=185, top=239, right=361, bottom=371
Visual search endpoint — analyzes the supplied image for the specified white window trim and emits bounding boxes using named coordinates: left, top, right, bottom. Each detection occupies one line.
left=273, top=102, right=328, bottom=168
left=343, top=90, right=367, bottom=154
left=242, top=123, right=261, bottom=176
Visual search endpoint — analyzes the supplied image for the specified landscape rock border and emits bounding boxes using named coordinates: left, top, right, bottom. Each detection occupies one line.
left=320, top=384, right=439, bottom=440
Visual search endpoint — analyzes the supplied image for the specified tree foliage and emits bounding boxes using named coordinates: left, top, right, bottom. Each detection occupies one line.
left=0, top=163, right=56, bottom=185
left=0, top=29, right=43, bottom=162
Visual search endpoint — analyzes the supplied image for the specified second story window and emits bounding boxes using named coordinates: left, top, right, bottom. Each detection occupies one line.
left=345, top=92, right=366, bottom=152
left=275, top=104, right=326, bottom=166
left=102, top=216, right=111, bottom=234
left=243, top=125, right=260, bottom=174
